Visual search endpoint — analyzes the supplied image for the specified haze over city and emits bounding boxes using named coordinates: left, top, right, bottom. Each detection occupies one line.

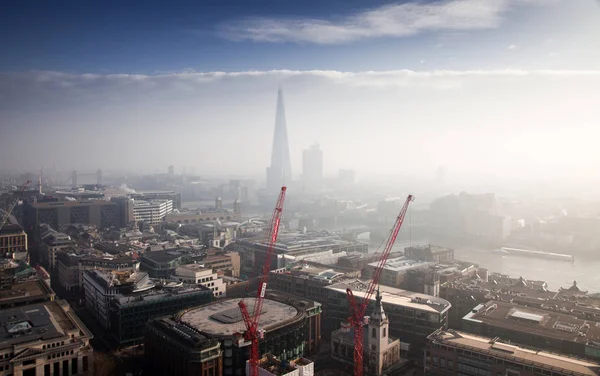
left=2, top=0, right=600, bottom=196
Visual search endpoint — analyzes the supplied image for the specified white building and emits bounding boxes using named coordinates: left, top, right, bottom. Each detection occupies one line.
left=133, top=199, right=173, bottom=225
left=172, top=264, right=225, bottom=297
left=82, top=269, right=155, bottom=329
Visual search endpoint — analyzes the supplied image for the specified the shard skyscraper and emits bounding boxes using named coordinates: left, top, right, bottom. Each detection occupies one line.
left=266, top=87, right=292, bottom=192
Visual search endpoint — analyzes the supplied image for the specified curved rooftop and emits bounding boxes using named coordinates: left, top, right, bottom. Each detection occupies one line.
left=178, top=298, right=300, bottom=337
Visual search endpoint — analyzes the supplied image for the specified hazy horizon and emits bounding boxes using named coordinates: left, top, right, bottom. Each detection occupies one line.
left=2, top=0, right=600, bottom=196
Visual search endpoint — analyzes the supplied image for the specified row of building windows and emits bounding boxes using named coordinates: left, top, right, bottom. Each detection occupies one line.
left=42, top=341, right=65, bottom=350
left=47, top=350, right=74, bottom=360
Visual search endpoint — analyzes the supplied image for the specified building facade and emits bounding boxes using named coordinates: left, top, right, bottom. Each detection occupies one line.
left=133, top=199, right=173, bottom=225
left=173, top=264, right=226, bottom=297
left=302, top=143, right=323, bottom=192
left=145, top=317, right=222, bottom=376
left=426, top=329, right=600, bottom=376
left=404, top=245, right=455, bottom=264
left=140, top=250, right=192, bottom=279
left=82, top=269, right=154, bottom=330
left=0, top=224, right=28, bottom=260
left=110, top=285, right=213, bottom=346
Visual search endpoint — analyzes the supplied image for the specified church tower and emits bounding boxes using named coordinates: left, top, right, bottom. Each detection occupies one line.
left=366, top=287, right=389, bottom=375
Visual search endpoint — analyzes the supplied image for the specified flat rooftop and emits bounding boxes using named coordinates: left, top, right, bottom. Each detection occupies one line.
left=179, top=298, right=299, bottom=337
left=405, top=244, right=453, bottom=254
left=463, top=301, right=600, bottom=344
left=0, top=301, right=76, bottom=349
left=367, top=256, right=432, bottom=272
left=0, top=279, right=54, bottom=307
left=327, top=279, right=451, bottom=314
left=430, top=330, right=600, bottom=376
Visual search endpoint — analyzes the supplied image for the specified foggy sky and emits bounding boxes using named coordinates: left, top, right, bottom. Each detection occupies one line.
left=2, top=69, right=599, bottom=186
left=1, top=0, right=600, bottom=192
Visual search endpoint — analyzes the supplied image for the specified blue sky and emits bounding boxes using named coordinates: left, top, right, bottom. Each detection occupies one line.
left=1, top=0, right=600, bottom=192
left=1, top=0, right=598, bottom=73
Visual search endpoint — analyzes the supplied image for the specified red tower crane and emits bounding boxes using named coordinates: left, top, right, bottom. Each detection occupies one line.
left=346, top=194, right=414, bottom=376
left=238, top=186, right=287, bottom=376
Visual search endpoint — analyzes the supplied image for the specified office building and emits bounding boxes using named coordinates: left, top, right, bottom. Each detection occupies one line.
left=234, top=233, right=367, bottom=276
left=130, top=190, right=181, bottom=209
left=0, top=270, right=56, bottom=309
left=269, top=265, right=358, bottom=304
left=266, top=88, right=292, bottom=193
left=151, top=291, right=321, bottom=376
left=324, top=279, right=451, bottom=359
left=462, top=300, right=600, bottom=360
left=57, top=253, right=140, bottom=292
left=133, top=199, right=173, bottom=225
left=110, top=285, right=213, bottom=346
left=0, top=224, right=28, bottom=260
left=404, top=245, right=455, bottom=264
left=38, top=227, right=75, bottom=270
left=140, top=249, right=192, bottom=278
left=145, top=317, right=222, bottom=376
left=361, top=257, right=433, bottom=289
left=0, top=300, right=94, bottom=376
left=331, top=290, right=406, bottom=376
left=173, top=264, right=226, bottom=297
left=23, top=199, right=128, bottom=232
left=201, top=252, right=240, bottom=278
left=302, top=143, right=323, bottom=191
left=82, top=269, right=155, bottom=330
left=426, top=329, right=600, bottom=376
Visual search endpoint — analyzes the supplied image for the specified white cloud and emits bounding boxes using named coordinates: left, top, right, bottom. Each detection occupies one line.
left=218, top=0, right=540, bottom=44
left=508, top=44, right=517, bottom=49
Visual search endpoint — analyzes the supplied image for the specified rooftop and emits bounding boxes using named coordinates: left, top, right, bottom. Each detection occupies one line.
left=237, top=232, right=364, bottom=254
left=0, top=301, right=81, bottom=349
left=0, top=279, right=55, bottom=307
left=429, top=329, right=600, bottom=376
left=405, top=244, right=453, bottom=254
left=463, top=301, right=600, bottom=344
left=0, top=224, right=26, bottom=236
left=366, top=256, right=432, bottom=272
left=327, top=279, right=451, bottom=314
left=141, top=249, right=187, bottom=263
left=178, top=298, right=300, bottom=337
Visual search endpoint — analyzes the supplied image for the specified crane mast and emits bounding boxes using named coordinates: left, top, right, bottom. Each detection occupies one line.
left=238, top=186, right=287, bottom=376
left=346, top=194, right=414, bottom=376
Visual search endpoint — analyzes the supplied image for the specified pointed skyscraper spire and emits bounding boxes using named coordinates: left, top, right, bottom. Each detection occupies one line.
left=266, top=86, right=292, bottom=192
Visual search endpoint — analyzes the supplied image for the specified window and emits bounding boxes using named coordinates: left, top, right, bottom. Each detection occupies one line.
left=383, top=328, right=386, bottom=337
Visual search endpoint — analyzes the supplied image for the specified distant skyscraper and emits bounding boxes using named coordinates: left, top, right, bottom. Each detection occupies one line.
left=266, top=88, right=292, bottom=192
left=168, top=165, right=174, bottom=177
left=302, top=143, right=323, bottom=191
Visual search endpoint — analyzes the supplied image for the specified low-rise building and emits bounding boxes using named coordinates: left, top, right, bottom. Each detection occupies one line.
left=82, top=269, right=154, bottom=330
left=462, top=300, right=600, bottom=360
left=0, top=300, right=94, bottom=376
left=426, top=329, right=600, bottom=376
left=173, top=264, right=226, bottom=297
